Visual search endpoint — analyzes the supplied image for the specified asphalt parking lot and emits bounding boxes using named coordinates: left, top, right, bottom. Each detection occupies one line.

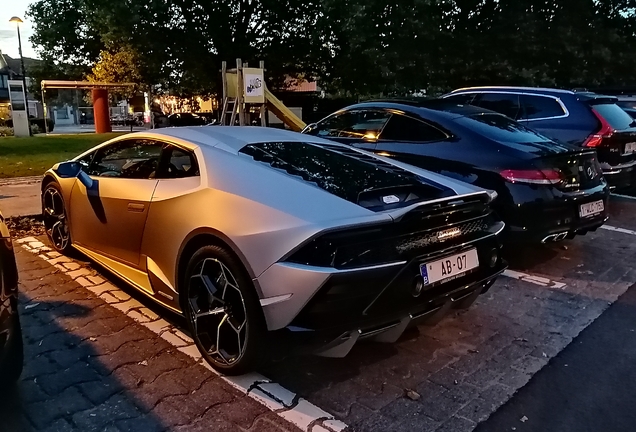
left=2, top=194, right=636, bottom=432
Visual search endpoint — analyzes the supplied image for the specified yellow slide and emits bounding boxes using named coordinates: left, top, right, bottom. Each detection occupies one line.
left=265, top=86, right=306, bottom=132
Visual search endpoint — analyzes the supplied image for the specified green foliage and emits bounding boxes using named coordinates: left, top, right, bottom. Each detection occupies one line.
left=27, top=0, right=636, bottom=98
left=28, top=0, right=322, bottom=98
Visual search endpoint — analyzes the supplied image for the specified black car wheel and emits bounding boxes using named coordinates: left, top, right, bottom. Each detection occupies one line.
left=183, top=245, right=265, bottom=375
left=0, top=313, right=24, bottom=386
left=42, top=183, right=72, bottom=253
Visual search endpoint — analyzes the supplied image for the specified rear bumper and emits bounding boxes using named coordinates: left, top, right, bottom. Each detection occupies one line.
left=264, top=228, right=506, bottom=356
left=500, top=183, right=610, bottom=243
left=601, top=160, right=636, bottom=190
left=275, top=266, right=505, bottom=357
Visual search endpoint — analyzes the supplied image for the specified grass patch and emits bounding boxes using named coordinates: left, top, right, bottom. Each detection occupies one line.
left=0, top=133, right=124, bottom=178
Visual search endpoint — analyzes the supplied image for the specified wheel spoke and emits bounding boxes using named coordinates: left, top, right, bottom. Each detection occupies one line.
left=195, top=307, right=225, bottom=319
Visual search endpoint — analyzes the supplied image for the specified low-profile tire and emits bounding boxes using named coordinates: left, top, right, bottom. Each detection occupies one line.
left=0, top=313, right=24, bottom=386
left=42, top=182, right=72, bottom=254
left=183, top=245, right=266, bottom=375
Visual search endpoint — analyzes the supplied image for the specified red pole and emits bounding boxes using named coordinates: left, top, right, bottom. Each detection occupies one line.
left=92, top=88, right=112, bottom=133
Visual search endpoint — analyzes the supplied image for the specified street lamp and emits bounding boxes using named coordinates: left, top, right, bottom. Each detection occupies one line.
left=9, top=16, right=32, bottom=135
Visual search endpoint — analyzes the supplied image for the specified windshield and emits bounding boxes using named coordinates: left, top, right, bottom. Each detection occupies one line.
left=454, top=113, right=554, bottom=143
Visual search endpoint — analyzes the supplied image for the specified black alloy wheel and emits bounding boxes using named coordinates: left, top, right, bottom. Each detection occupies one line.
left=42, top=183, right=72, bottom=253
left=184, top=245, right=265, bottom=375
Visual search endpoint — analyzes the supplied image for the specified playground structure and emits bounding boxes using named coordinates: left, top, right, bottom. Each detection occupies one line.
left=220, top=59, right=306, bottom=131
left=40, top=80, right=136, bottom=134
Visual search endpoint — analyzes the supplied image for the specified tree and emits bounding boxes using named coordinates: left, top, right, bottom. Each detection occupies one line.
left=86, top=45, right=144, bottom=98
left=27, top=0, right=323, bottom=98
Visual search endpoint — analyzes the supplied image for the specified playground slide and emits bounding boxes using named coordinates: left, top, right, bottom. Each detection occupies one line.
left=264, top=86, right=306, bottom=132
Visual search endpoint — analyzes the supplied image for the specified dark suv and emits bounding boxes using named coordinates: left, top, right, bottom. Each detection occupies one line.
left=443, top=87, right=636, bottom=190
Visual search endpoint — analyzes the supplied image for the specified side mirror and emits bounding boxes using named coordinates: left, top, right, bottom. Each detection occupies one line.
left=53, top=161, right=96, bottom=193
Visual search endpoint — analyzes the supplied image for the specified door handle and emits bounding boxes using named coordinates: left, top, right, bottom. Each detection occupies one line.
left=127, top=203, right=145, bottom=213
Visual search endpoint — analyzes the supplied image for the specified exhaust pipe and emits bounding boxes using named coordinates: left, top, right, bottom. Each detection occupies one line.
left=541, top=232, right=568, bottom=243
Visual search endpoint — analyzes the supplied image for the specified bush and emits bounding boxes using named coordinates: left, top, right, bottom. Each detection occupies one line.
left=0, top=126, right=14, bottom=137
left=30, top=118, right=55, bottom=133
left=30, top=124, right=41, bottom=135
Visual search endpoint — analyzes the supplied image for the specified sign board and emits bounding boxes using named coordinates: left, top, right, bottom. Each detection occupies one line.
left=8, top=80, right=30, bottom=137
left=243, top=68, right=265, bottom=103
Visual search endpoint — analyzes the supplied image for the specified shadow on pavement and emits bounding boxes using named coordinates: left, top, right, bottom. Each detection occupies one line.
left=0, top=296, right=167, bottom=432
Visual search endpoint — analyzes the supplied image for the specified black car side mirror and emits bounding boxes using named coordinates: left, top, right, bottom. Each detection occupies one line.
left=53, top=161, right=97, bottom=194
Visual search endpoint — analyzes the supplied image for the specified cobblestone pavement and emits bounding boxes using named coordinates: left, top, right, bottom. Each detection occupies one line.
left=1, top=242, right=304, bottom=432
left=2, top=196, right=636, bottom=432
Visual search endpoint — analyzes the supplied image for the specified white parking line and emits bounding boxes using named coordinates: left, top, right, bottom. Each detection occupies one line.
left=611, top=193, right=636, bottom=201
left=600, top=225, right=636, bottom=236
left=502, top=269, right=566, bottom=289
left=17, top=237, right=347, bottom=432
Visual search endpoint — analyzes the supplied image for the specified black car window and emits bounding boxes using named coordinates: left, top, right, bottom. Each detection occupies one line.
left=443, top=93, right=477, bottom=105
left=161, top=146, right=200, bottom=178
left=312, top=110, right=392, bottom=139
left=455, top=113, right=554, bottom=143
left=380, top=114, right=448, bottom=142
left=88, top=139, right=163, bottom=179
left=591, top=103, right=635, bottom=130
left=520, top=95, right=566, bottom=120
left=473, top=93, right=521, bottom=119
left=239, top=141, right=452, bottom=207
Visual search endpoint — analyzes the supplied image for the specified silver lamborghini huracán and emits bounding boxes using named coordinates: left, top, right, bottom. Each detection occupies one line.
left=41, top=126, right=506, bottom=374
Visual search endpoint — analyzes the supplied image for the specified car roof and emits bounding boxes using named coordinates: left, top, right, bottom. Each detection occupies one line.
left=142, top=126, right=331, bottom=152
left=448, top=86, right=576, bottom=96
left=346, top=100, right=495, bottom=119
left=447, top=86, right=620, bottom=103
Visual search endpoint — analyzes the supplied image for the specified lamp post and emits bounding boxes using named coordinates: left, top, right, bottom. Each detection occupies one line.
left=9, top=16, right=32, bottom=135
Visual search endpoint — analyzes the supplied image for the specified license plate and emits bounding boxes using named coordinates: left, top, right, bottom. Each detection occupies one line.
left=625, top=142, right=636, bottom=155
left=579, top=200, right=605, bottom=218
left=420, top=248, right=479, bottom=286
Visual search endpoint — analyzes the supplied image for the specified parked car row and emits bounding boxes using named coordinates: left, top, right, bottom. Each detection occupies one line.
left=302, top=95, right=610, bottom=243
left=1, top=85, right=626, bottom=381
left=443, top=87, right=636, bottom=190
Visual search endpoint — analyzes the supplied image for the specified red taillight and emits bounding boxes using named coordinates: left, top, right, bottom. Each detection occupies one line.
left=583, top=108, right=614, bottom=147
left=500, top=169, right=564, bottom=185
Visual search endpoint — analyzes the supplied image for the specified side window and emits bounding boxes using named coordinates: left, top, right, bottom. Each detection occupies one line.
left=473, top=93, right=521, bottom=119
left=87, top=139, right=163, bottom=179
left=162, top=146, right=199, bottom=178
left=444, top=93, right=477, bottom=105
left=313, top=110, right=392, bottom=139
left=380, top=114, right=448, bottom=142
left=520, top=95, right=566, bottom=120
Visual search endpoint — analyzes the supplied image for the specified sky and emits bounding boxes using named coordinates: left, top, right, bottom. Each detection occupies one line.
left=0, top=0, right=38, bottom=60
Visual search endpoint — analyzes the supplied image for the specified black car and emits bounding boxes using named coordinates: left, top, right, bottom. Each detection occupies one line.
left=302, top=101, right=609, bottom=243
left=0, top=211, right=22, bottom=386
left=167, top=112, right=209, bottom=127
left=443, top=87, right=636, bottom=190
